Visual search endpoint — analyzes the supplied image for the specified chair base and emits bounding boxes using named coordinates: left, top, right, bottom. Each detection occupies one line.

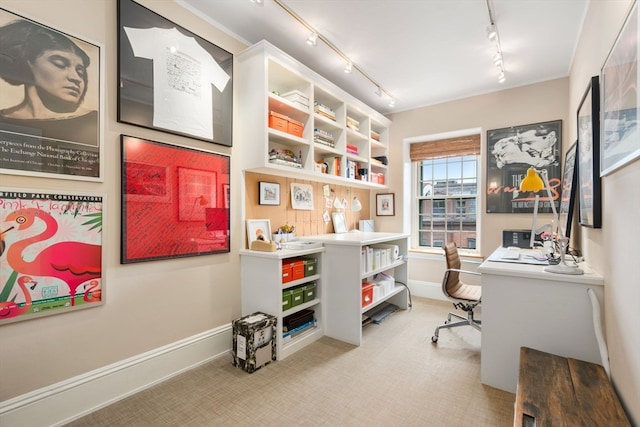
left=431, top=310, right=481, bottom=343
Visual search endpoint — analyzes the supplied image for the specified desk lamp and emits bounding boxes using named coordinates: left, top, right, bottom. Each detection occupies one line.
left=520, top=167, right=583, bottom=275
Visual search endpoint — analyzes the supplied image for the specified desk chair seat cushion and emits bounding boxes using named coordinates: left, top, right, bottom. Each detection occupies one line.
left=448, top=281, right=481, bottom=302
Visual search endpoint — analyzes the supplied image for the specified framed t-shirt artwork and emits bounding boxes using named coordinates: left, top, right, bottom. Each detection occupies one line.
left=118, top=0, right=233, bottom=147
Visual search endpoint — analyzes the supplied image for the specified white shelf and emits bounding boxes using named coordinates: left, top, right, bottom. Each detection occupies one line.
left=236, top=40, right=391, bottom=188
left=240, top=247, right=324, bottom=360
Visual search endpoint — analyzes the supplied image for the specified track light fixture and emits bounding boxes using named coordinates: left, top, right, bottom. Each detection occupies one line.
left=272, top=0, right=395, bottom=109
left=306, top=32, right=318, bottom=46
left=485, top=0, right=506, bottom=84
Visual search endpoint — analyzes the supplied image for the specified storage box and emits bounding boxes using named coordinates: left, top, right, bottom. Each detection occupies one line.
left=362, top=283, right=374, bottom=308
left=232, top=312, right=276, bottom=373
left=287, top=118, right=304, bottom=138
left=303, top=258, right=317, bottom=276
left=281, top=89, right=309, bottom=107
left=282, top=263, right=293, bottom=283
left=282, top=290, right=293, bottom=311
left=303, top=282, right=317, bottom=302
left=291, top=286, right=304, bottom=307
left=269, top=111, right=288, bottom=132
left=291, top=260, right=305, bottom=280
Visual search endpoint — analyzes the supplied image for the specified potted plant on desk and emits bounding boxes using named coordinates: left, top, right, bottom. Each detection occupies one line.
left=273, top=224, right=295, bottom=243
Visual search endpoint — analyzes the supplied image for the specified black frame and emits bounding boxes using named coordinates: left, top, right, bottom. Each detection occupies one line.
left=121, top=135, right=230, bottom=264
left=117, top=0, right=233, bottom=147
left=558, top=141, right=578, bottom=239
left=577, top=76, right=602, bottom=228
left=486, top=120, right=562, bottom=213
left=258, top=182, right=280, bottom=206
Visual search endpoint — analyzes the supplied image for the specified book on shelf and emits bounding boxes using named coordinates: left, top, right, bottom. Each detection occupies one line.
left=324, top=156, right=341, bottom=176
left=283, top=319, right=317, bottom=341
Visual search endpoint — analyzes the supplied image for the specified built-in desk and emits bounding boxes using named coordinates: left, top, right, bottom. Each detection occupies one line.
left=478, top=248, right=604, bottom=393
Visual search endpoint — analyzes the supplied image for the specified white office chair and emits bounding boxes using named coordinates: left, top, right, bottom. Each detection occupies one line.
left=431, top=242, right=482, bottom=343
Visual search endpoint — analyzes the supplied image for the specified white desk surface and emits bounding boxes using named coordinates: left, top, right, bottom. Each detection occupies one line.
left=479, top=247, right=603, bottom=286
left=304, top=232, right=409, bottom=246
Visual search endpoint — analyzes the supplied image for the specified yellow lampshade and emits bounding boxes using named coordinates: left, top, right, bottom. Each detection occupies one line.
left=520, top=167, right=545, bottom=192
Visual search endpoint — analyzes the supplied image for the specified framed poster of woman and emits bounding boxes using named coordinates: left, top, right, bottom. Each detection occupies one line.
left=0, top=8, right=104, bottom=181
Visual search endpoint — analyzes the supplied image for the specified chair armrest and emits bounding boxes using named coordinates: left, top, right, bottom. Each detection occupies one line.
left=446, top=268, right=481, bottom=276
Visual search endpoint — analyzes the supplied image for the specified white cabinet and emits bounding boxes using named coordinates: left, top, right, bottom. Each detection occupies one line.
left=304, top=233, right=409, bottom=345
left=240, top=247, right=324, bottom=360
left=236, top=40, right=390, bottom=188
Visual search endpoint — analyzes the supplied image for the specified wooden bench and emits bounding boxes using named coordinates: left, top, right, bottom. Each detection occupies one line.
left=514, top=347, right=630, bottom=427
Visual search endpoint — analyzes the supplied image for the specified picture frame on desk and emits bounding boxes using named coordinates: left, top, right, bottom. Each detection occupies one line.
left=376, top=193, right=395, bottom=216
left=577, top=76, right=602, bottom=228
left=246, top=219, right=272, bottom=247
left=117, top=0, right=233, bottom=147
left=600, top=0, right=639, bottom=177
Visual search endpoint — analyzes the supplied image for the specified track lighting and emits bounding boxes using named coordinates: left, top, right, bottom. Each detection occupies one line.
left=486, top=24, right=497, bottom=42
left=493, top=52, right=503, bottom=67
left=249, top=0, right=263, bottom=5
left=498, top=71, right=506, bottom=83
left=306, top=32, right=318, bottom=46
left=271, top=0, right=396, bottom=109
left=389, top=98, right=395, bottom=108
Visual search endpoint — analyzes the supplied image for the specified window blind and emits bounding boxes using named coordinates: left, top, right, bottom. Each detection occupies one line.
left=409, top=134, right=480, bottom=161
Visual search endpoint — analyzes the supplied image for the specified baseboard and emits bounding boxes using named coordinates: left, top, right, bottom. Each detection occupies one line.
left=408, top=279, right=447, bottom=301
left=0, top=324, right=232, bottom=427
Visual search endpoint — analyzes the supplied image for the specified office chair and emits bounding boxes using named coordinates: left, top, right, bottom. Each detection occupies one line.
left=431, top=242, right=482, bottom=343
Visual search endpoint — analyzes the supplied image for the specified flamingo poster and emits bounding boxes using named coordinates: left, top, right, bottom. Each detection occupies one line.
left=0, top=188, right=103, bottom=324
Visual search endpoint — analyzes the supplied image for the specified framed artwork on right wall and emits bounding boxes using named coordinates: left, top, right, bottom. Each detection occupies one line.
left=577, top=76, right=601, bottom=228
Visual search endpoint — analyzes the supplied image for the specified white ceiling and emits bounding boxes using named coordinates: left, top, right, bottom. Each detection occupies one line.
left=176, top=0, right=589, bottom=115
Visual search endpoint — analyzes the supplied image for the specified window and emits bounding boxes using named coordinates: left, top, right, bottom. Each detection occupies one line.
left=410, top=134, right=480, bottom=250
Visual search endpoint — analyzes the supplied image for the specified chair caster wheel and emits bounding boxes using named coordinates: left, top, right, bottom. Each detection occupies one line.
left=431, top=335, right=438, bottom=343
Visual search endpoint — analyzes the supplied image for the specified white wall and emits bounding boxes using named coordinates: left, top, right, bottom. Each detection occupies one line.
left=569, top=1, right=639, bottom=424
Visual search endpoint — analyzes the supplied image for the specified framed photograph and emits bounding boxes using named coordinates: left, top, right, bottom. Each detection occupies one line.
left=558, top=141, right=578, bottom=239
left=121, top=135, right=230, bottom=263
left=118, top=0, right=233, bottom=146
left=0, top=8, right=104, bottom=181
left=376, top=193, right=395, bottom=216
left=124, top=161, right=171, bottom=203
left=246, top=219, right=271, bottom=246
left=331, top=212, right=348, bottom=233
left=178, top=167, right=217, bottom=222
left=0, top=188, right=104, bottom=324
left=577, top=76, right=602, bottom=228
left=600, top=0, right=639, bottom=176
left=486, top=120, right=562, bottom=213
left=291, top=183, right=314, bottom=210
left=259, top=182, right=280, bottom=205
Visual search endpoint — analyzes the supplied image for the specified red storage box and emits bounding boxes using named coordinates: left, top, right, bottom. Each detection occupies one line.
left=269, top=111, right=288, bottom=133
left=291, top=260, right=305, bottom=280
left=282, top=263, right=293, bottom=283
left=288, top=118, right=304, bottom=138
left=362, top=282, right=374, bottom=307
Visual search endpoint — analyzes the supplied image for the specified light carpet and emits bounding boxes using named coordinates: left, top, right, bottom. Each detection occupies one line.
left=66, top=297, right=515, bottom=426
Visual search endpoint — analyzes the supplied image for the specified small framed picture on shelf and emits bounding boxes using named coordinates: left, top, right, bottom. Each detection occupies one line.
left=259, top=182, right=280, bottom=205
left=246, top=219, right=271, bottom=246
left=376, top=193, right=395, bottom=216
left=331, top=212, right=347, bottom=233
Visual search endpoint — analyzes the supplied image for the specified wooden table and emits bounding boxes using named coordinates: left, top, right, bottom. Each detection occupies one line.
left=514, top=347, right=630, bottom=427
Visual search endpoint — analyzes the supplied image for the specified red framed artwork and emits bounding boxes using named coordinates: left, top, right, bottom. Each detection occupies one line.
left=0, top=188, right=104, bottom=324
left=121, top=135, right=230, bottom=263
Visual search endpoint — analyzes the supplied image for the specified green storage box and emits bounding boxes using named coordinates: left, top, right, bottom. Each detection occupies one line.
left=303, top=258, right=317, bottom=277
left=291, top=286, right=304, bottom=307
left=303, top=282, right=317, bottom=302
left=282, top=290, right=293, bottom=311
